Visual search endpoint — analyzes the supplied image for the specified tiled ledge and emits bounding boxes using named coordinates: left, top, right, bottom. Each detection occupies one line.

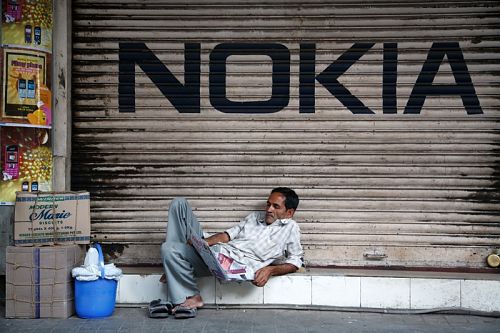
left=116, top=269, right=500, bottom=313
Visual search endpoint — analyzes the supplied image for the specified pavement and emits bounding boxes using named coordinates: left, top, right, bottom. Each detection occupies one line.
left=1, top=305, right=499, bottom=333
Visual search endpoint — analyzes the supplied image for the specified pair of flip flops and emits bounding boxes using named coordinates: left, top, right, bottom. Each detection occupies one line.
left=148, top=299, right=197, bottom=319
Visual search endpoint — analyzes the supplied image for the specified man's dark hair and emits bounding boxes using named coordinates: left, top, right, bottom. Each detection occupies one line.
left=271, top=187, right=299, bottom=211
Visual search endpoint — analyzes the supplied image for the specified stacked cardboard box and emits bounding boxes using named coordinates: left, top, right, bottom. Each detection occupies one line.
left=5, top=245, right=85, bottom=318
left=6, top=191, right=91, bottom=318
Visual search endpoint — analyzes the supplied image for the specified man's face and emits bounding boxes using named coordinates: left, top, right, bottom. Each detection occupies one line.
left=264, top=192, right=294, bottom=225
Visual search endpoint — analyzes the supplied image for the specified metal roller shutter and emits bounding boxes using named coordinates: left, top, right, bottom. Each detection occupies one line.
left=71, top=0, right=500, bottom=268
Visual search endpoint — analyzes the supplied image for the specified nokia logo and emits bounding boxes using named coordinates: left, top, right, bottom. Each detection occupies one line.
left=118, top=42, right=482, bottom=115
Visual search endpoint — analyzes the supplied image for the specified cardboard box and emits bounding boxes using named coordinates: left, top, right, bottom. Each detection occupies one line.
left=5, top=245, right=85, bottom=318
left=14, top=191, right=91, bottom=246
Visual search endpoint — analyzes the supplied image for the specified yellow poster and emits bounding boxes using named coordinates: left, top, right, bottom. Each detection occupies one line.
left=1, top=0, right=53, bottom=53
left=2, top=49, right=52, bottom=125
left=0, top=125, right=52, bottom=204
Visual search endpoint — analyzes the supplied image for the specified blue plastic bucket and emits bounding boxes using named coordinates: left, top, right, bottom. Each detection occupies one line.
left=74, top=243, right=118, bottom=318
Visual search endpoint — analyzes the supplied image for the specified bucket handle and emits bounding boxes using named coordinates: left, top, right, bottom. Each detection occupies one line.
left=93, top=243, right=105, bottom=279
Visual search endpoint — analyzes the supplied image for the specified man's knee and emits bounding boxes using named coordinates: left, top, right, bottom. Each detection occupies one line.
left=169, top=197, right=188, bottom=210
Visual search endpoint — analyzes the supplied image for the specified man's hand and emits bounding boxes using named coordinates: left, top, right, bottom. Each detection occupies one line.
left=205, top=232, right=230, bottom=246
left=252, top=263, right=298, bottom=287
left=252, top=266, right=274, bottom=287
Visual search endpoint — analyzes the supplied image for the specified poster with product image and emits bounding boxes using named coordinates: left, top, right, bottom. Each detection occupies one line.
left=1, top=48, right=52, bottom=125
left=0, top=125, right=52, bottom=204
left=1, top=0, right=53, bottom=53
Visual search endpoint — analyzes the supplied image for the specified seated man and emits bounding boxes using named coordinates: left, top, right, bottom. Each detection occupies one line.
left=160, top=187, right=303, bottom=318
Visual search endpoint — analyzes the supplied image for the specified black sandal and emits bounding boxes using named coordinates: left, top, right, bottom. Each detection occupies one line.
left=148, top=299, right=173, bottom=318
left=174, top=306, right=197, bottom=319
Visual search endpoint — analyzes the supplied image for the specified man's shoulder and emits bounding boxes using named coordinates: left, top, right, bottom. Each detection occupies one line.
left=276, top=218, right=300, bottom=231
left=286, top=218, right=301, bottom=231
left=242, top=211, right=264, bottom=224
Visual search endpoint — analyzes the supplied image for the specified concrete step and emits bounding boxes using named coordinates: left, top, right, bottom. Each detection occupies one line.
left=116, top=267, right=500, bottom=313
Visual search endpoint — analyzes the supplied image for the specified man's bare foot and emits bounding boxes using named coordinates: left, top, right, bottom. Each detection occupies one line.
left=173, top=294, right=204, bottom=312
left=159, top=273, right=166, bottom=283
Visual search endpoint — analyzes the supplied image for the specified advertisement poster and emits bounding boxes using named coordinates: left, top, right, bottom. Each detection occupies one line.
left=1, top=0, right=53, bottom=53
left=0, top=125, right=52, bottom=204
left=1, top=49, right=52, bottom=125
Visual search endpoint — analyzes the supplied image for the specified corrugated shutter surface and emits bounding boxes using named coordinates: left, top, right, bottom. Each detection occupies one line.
left=71, top=0, right=500, bottom=267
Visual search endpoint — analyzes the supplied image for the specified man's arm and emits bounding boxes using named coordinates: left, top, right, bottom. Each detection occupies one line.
left=252, top=263, right=298, bottom=287
left=252, top=223, right=303, bottom=287
left=205, top=232, right=230, bottom=246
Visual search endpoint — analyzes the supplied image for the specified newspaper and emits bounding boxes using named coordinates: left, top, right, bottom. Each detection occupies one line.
left=189, top=232, right=254, bottom=281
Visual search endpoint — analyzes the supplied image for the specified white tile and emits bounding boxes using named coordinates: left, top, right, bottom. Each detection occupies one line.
left=216, top=281, right=263, bottom=304
left=361, top=277, right=410, bottom=309
left=198, top=276, right=216, bottom=304
left=117, top=274, right=167, bottom=304
left=312, top=276, right=360, bottom=307
left=117, top=274, right=213, bottom=305
left=410, top=278, right=460, bottom=309
left=461, top=280, right=500, bottom=312
left=264, top=275, right=311, bottom=305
